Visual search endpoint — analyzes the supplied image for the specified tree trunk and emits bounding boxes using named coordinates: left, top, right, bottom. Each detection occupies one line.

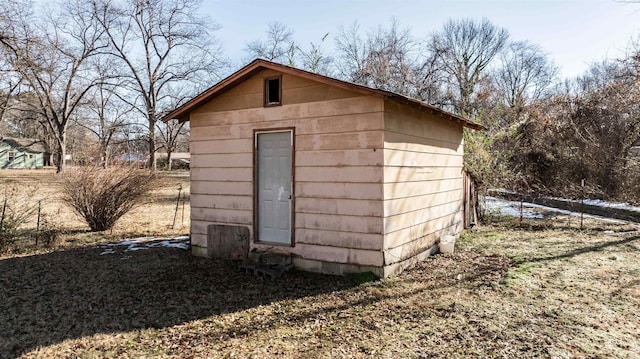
left=101, top=143, right=108, bottom=169
left=167, top=150, right=172, bottom=171
left=148, top=117, right=157, bottom=171
left=56, top=132, right=66, bottom=173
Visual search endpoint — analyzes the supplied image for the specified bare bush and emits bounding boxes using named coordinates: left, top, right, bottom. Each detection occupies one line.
left=0, top=186, right=38, bottom=249
left=61, top=166, right=156, bottom=232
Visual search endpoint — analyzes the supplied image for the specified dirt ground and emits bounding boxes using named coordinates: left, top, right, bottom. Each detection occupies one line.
left=0, top=170, right=639, bottom=358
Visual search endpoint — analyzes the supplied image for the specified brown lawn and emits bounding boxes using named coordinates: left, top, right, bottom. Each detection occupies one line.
left=1, top=169, right=639, bottom=358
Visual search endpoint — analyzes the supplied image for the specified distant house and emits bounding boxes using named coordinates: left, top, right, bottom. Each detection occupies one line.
left=0, top=137, right=46, bottom=169
left=162, top=59, right=482, bottom=277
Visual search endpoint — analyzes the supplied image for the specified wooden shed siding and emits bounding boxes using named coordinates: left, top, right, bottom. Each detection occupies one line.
left=382, top=100, right=465, bottom=264
left=191, top=96, right=383, bottom=126
left=384, top=189, right=464, bottom=217
left=384, top=212, right=465, bottom=250
left=190, top=138, right=252, bottom=154
left=292, top=244, right=383, bottom=267
left=191, top=168, right=253, bottom=182
left=296, top=131, right=382, bottom=151
left=296, top=166, right=383, bottom=183
left=191, top=70, right=370, bottom=114
left=190, top=194, right=253, bottom=211
left=382, top=178, right=461, bottom=198
left=191, top=180, right=253, bottom=196
left=296, top=197, right=383, bottom=217
left=294, top=229, right=382, bottom=251
left=383, top=166, right=463, bottom=183
left=295, top=149, right=382, bottom=167
left=384, top=102, right=463, bottom=145
left=191, top=207, right=252, bottom=224
left=190, top=153, right=253, bottom=168
left=384, top=149, right=462, bottom=167
left=383, top=199, right=463, bottom=234
left=295, top=182, right=382, bottom=200
left=384, top=217, right=464, bottom=264
left=384, top=131, right=463, bottom=153
left=189, top=70, right=386, bottom=260
left=295, top=212, right=382, bottom=234
left=191, top=113, right=382, bottom=141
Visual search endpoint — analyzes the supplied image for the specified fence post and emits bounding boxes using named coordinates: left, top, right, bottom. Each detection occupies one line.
left=181, top=191, right=186, bottom=227
left=172, top=184, right=182, bottom=229
left=36, top=200, right=41, bottom=246
left=0, top=197, right=7, bottom=233
left=580, top=179, right=585, bottom=230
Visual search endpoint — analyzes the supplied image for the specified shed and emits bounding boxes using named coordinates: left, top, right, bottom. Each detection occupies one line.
left=163, top=59, right=481, bottom=277
left=0, top=137, right=46, bottom=169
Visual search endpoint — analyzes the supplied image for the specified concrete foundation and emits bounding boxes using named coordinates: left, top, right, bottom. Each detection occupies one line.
left=193, top=241, right=440, bottom=279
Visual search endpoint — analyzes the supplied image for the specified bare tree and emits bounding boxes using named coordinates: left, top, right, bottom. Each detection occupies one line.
left=363, top=19, right=418, bottom=94
left=412, top=39, right=446, bottom=105
left=495, top=41, right=558, bottom=112
left=334, top=22, right=368, bottom=84
left=335, top=19, right=424, bottom=97
left=0, top=72, right=20, bottom=127
left=245, top=21, right=296, bottom=65
left=0, top=31, right=21, bottom=127
left=430, top=18, right=509, bottom=117
left=0, top=2, right=28, bottom=130
left=297, top=33, right=333, bottom=75
left=0, top=0, right=108, bottom=172
left=78, top=69, right=132, bottom=168
left=94, top=0, right=225, bottom=170
left=157, top=119, right=188, bottom=170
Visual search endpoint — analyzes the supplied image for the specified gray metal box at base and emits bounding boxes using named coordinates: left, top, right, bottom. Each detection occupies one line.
left=206, top=224, right=250, bottom=259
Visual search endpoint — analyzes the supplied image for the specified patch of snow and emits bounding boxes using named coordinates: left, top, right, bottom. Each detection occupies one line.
left=483, top=196, right=627, bottom=224
left=483, top=196, right=544, bottom=219
left=124, top=246, right=148, bottom=252
left=155, top=240, right=189, bottom=250
left=582, top=199, right=640, bottom=212
left=95, top=236, right=190, bottom=255
left=545, top=197, right=640, bottom=213
left=101, top=238, right=154, bottom=247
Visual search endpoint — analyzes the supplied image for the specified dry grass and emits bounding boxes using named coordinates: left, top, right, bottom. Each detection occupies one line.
left=1, top=170, right=639, bottom=358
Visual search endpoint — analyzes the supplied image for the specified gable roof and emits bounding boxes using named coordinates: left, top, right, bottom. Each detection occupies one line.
left=162, top=59, right=483, bottom=130
left=1, top=137, right=46, bottom=153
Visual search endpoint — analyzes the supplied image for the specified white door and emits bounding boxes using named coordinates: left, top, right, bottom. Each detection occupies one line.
left=256, top=131, right=293, bottom=245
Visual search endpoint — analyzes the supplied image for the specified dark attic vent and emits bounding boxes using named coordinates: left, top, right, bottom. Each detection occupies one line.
left=264, top=76, right=281, bottom=106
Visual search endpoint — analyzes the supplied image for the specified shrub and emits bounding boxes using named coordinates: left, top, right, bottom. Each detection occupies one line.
left=0, top=186, right=38, bottom=250
left=61, top=166, right=157, bottom=232
left=36, top=214, right=61, bottom=247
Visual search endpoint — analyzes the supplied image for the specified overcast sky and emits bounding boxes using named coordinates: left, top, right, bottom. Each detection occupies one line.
left=204, top=0, right=640, bottom=79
